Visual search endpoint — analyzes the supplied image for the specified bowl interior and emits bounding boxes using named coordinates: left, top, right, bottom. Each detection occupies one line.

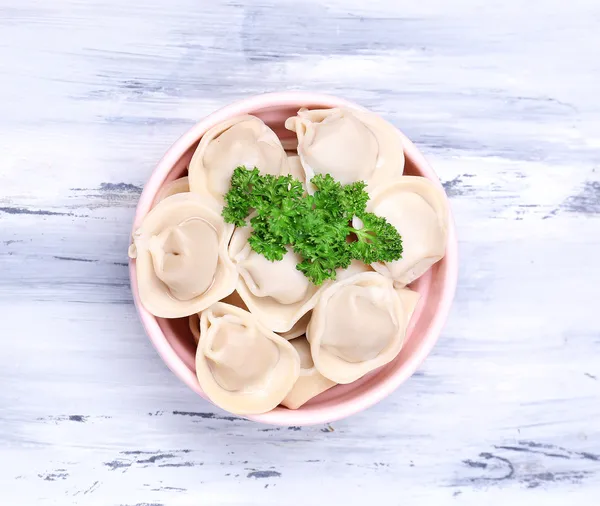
left=134, top=95, right=457, bottom=425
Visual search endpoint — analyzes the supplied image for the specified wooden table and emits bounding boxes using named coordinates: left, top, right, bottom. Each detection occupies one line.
left=2, top=0, right=599, bottom=503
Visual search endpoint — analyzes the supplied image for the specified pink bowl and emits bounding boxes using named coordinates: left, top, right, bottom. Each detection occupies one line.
left=129, top=92, right=458, bottom=425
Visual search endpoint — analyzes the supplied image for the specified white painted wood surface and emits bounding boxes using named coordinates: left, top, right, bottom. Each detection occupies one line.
left=1, top=0, right=599, bottom=504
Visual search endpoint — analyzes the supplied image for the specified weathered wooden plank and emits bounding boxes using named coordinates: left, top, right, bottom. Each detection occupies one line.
left=1, top=0, right=599, bottom=503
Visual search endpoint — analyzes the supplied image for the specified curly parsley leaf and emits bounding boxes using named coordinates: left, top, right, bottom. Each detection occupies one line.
left=221, top=166, right=262, bottom=226
left=221, top=167, right=403, bottom=285
left=349, top=212, right=403, bottom=265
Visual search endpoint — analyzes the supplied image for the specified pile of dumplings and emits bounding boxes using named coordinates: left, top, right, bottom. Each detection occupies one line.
left=129, top=107, right=449, bottom=415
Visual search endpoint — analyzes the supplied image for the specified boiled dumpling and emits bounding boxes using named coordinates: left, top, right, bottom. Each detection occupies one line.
left=188, top=115, right=289, bottom=208
left=281, top=337, right=336, bottom=410
left=307, top=272, right=420, bottom=384
left=196, top=302, right=300, bottom=414
left=193, top=302, right=296, bottom=346
left=129, top=193, right=238, bottom=318
left=285, top=108, right=376, bottom=186
left=284, top=107, right=404, bottom=190
left=188, top=290, right=249, bottom=344
left=154, top=176, right=190, bottom=204
left=228, top=226, right=325, bottom=332
left=275, top=261, right=369, bottom=340
left=367, top=176, right=449, bottom=286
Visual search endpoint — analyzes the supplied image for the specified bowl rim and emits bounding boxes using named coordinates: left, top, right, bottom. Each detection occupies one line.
left=129, top=91, right=458, bottom=425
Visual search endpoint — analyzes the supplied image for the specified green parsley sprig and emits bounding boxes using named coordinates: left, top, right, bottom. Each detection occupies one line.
left=222, top=167, right=403, bottom=285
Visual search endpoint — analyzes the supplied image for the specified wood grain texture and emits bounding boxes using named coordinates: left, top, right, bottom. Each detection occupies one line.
left=1, top=0, right=599, bottom=504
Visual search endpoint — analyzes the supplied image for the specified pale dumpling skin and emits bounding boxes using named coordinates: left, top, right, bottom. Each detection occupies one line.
left=336, top=259, right=374, bottom=280
left=154, top=176, right=190, bottom=204
left=196, top=303, right=300, bottom=415
left=367, top=176, right=449, bottom=286
left=307, top=272, right=420, bottom=384
left=278, top=311, right=311, bottom=340
left=281, top=337, right=336, bottom=410
left=188, top=115, right=289, bottom=208
left=286, top=154, right=305, bottom=186
left=129, top=193, right=238, bottom=318
left=189, top=290, right=249, bottom=344
left=275, top=261, right=370, bottom=340
left=228, top=226, right=325, bottom=332
left=284, top=107, right=404, bottom=190
left=192, top=304, right=307, bottom=346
